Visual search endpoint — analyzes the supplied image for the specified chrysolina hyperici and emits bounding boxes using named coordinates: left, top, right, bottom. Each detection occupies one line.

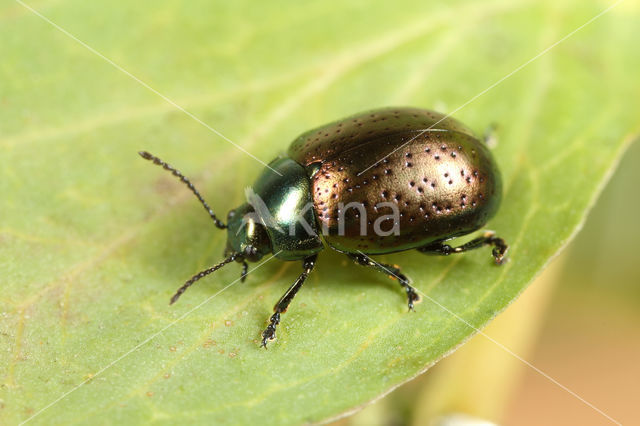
left=140, top=107, right=508, bottom=348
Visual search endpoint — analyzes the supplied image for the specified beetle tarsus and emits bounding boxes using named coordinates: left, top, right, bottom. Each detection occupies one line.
left=488, top=235, right=509, bottom=265
left=261, top=312, right=280, bottom=348
left=405, top=286, right=420, bottom=311
left=396, top=271, right=420, bottom=311
left=387, top=265, right=419, bottom=310
left=418, top=232, right=509, bottom=265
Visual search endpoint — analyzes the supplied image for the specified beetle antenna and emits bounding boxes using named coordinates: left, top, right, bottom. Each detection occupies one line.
left=170, top=253, right=241, bottom=304
left=139, top=151, right=226, bottom=229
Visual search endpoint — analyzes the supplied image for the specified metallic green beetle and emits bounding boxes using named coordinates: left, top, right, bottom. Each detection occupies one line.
left=140, top=107, right=508, bottom=348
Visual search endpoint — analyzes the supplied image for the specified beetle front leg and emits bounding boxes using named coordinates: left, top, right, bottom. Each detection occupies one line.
left=261, top=254, right=317, bottom=348
left=348, top=254, right=420, bottom=311
left=418, top=231, right=508, bottom=264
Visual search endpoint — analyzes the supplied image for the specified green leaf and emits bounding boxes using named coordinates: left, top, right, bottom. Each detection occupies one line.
left=1, top=0, right=638, bottom=424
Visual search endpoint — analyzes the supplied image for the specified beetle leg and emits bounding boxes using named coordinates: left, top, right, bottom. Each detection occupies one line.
left=240, top=260, right=249, bottom=282
left=418, top=231, right=508, bottom=265
left=348, top=254, right=420, bottom=311
left=261, top=254, right=317, bottom=348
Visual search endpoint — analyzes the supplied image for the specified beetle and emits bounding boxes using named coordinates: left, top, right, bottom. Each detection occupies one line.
left=140, top=107, right=508, bottom=348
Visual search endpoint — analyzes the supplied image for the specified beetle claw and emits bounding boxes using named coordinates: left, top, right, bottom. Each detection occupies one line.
left=260, top=313, right=280, bottom=349
left=260, top=330, right=275, bottom=349
left=491, top=242, right=509, bottom=265
left=405, top=287, right=420, bottom=311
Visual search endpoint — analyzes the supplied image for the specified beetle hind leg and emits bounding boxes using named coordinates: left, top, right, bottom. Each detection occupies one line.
left=418, top=231, right=508, bottom=264
left=348, top=254, right=420, bottom=311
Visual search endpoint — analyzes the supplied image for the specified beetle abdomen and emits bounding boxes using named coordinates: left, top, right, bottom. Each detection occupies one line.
left=309, top=130, right=502, bottom=254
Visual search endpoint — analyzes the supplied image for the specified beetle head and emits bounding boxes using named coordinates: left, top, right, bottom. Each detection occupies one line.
left=225, top=203, right=272, bottom=262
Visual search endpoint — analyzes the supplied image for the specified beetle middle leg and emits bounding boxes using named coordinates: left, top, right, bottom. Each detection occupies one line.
left=417, top=231, right=508, bottom=264
left=348, top=254, right=420, bottom=311
left=261, top=254, right=317, bottom=348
